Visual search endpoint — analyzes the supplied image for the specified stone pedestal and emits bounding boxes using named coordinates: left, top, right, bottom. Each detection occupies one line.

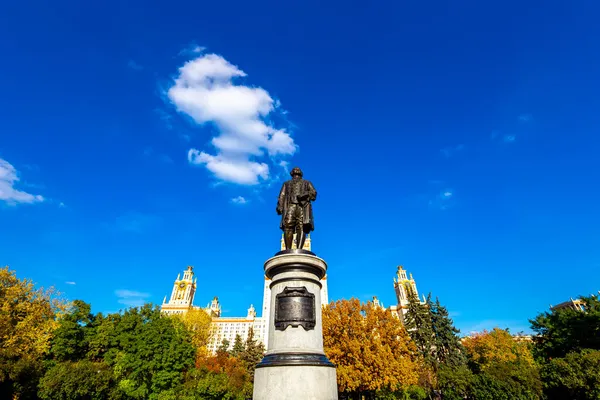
left=253, top=250, right=338, bottom=400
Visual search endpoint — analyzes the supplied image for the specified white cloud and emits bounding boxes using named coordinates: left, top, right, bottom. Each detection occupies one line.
left=443, top=191, right=453, bottom=198
left=115, top=289, right=151, bottom=307
left=0, top=158, right=44, bottom=205
left=65, top=281, right=76, bottom=285
left=230, top=196, right=248, bottom=205
left=169, top=53, right=296, bottom=185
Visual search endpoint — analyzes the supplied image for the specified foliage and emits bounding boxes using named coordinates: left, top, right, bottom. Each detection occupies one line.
left=97, top=305, right=196, bottom=399
left=175, top=308, right=213, bottom=358
left=230, top=334, right=245, bottom=358
left=238, top=328, right=265, bottom=381
left=530, top=295, right=600, bottom=361
left=51, top=300, right=94, bottom=362
left=436, top=364, right=473, bottom=400
left=463, top=328, right=542, bottom=399
left=404, top=291, right=434, bottom=365
left=180, top=364, right=252, bottom=400
left=541, top=349, right=600, bottom=400
left=37, top=360, right=113, bottom=400
left=323, top=298, right=421, bottom=398
left=429, top=297, right=466, bottom=368
left=0, top=266, right=66, bottom=399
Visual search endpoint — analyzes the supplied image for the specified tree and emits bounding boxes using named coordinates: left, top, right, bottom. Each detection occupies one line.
left=230, top=335, right=245, bottom=358
left=429, top=297, right=466, bottom=368
left=217, top=338, right=230, bottom=355
left=530, top=295, right=600, bottom=361
left=0, top=266, right=66, bottom=399
left=175, top=308, right=213, bottom=358
left=91, top=305, right=196, bottom=400
left=404, top=291, right=434, bottom=366
left=38, top=360, right=113, bottom=400
left=463, top=328, right=542, bottom=399
left=51, top=300, right=94, bottom=362
left=541, top=349, right=600, bottom=400
left=239, top=328, right=265, bottom=381
left=323, top=298, right=421, bottom=398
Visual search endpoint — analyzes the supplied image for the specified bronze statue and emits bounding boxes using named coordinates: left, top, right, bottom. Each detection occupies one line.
left=276, top=167, right=317, bottom=251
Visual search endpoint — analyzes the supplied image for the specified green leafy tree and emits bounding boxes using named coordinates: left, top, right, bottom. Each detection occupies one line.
left=38, top=360, right=113, bottom=400
left=90, top=304, right=196, bottom=400
left=530, top=295, right=600, bottom=361
left=541, top=349, right=600, bottom=400
left=51, top=300, right=94, bottom=362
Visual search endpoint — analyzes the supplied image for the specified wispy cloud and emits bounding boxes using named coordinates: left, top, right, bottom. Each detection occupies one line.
left=115, top=289, right=151, bottom=307
left=230, top=196, right=248, bottom=205
left=518, top=113, right=532, bottom=123
left=154, top=108, right=174, bottom=130
left=441, top=144, right=465, bottom=158
left=127, top=60, right=144, bottom=71
left=168, top=52, right=296, bottom=185
left=428, top=188, right=455, bottom=210
left=178, top=43, right=206, bottom=57
left=143, top=148, right=174, bottom=164
left=65, top=281, right=76, bottom=285
left=0, top=158, right=44, bottom=205
left=114, top=212, right=161, bottom=233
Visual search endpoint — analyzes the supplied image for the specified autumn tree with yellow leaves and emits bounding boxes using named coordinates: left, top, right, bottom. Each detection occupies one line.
left=176, top=307, right=213, bottom=358
left=462, top=327, right=542, bottom=399
left=0, top=266, right=66, bottom=399
left=322, top=298, right=424, bottom=399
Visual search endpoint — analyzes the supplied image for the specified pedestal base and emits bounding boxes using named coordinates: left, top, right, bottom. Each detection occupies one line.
left=253, top=365, right=338, bottom=400
left=253, top=251, right=338, bottom=400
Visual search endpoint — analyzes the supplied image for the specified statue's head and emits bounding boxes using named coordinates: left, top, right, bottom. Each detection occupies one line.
left=290, top=167, right=303, bottom=178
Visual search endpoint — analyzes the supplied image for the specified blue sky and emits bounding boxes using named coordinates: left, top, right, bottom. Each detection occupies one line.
left=1, top=0, right=599, bottom=334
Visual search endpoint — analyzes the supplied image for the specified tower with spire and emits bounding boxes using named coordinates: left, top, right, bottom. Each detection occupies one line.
left=389, top=265, right=424, bottom=323
left=161, top=266, right=198, bottom=315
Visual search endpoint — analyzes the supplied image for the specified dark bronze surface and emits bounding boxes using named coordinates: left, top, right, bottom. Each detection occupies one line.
left=256, top=352, right=335, bottom=368
left=274, top=286, right=316, bottom=331
left=276, top=167, right=317, bottom=251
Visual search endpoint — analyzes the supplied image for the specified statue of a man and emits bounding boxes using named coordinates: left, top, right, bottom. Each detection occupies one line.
left=276, top=167, right=317, bottom=251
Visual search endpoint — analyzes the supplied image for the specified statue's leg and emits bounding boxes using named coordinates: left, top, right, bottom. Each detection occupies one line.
left=283, top=206, right=295, bottom=250
left=294, top=205, right=305, bottom=250
left=284, top=228, right=294, bottom=250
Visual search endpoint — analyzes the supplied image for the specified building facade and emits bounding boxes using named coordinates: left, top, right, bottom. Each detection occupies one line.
left=161, top=234, right=329, bottom=353
left=389, top=265, right=425, bottom=323
left=160, top=266, right=199, bottom=315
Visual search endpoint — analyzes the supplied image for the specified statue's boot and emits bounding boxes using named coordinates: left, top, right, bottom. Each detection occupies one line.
left=284, top=229, right=294, bottom=250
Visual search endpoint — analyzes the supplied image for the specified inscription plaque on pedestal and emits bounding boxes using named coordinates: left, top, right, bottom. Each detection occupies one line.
left=274, top=286, right=316, bottom=331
